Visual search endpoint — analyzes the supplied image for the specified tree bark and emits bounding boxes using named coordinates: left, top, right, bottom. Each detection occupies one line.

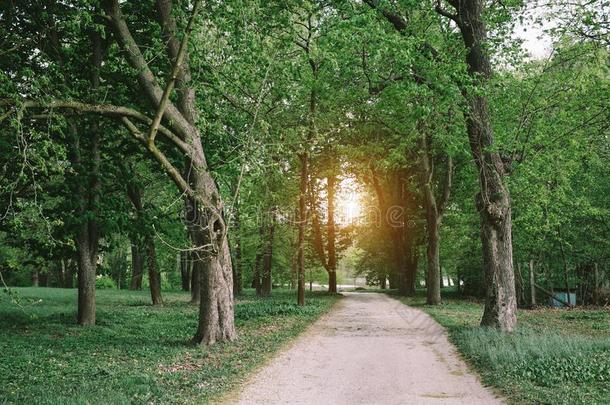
left=438, top=0, right=517, bottom=331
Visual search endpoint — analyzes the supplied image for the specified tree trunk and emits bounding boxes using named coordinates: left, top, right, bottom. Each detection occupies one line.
left=126, top=178, right=162, bottom=305
left=253, top=223, right=264, bottom=296
left=145, top=235, right=163, bottom=305
left=529, top=260, right=536, bottom=308
left=290, top=224, right=298, bottom=290
left=130, top=241, right=144, bottom=290
left=74, top=31, right=103, bottom=326
left=261, top=213, right=275, bottom=297
left=407, top=245, right=419, bottom=294
left=593, top=263, right=599, bottom=306
left=190, top=260, right=200, bottom=304
left=515, top=262, right=526, bottom=308
left=104, top=0, right=235, bottom=344
left=426, top=221, right=441, bottom=305
left=444, top=0, right=517, bottom=331
left=31, top=269, right=39, bottom=287
left=558, top=234, right=571, bottom=306
left=59, top=259, right=66, bottom=287
left=76, top=239, right=97, bottom=325
left=326, top=171, right=337, bottom=293
left=183, top=151, right=235, bottom=344
left=180, top=251, right=191, bottom=291
left=419, top=132, right=452, bottom=306
left=232, top=206, right=242, bottom=296
left=297, top=152, right=308, bottom=306
left=65, top=259, right=75, bottom=288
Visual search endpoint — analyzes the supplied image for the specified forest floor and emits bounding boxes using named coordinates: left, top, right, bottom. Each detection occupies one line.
left=394, top=290, right=610, bottom=404
left=226, top=292, right=502, bottom=404
left=0, top=287, right=339, bottom=404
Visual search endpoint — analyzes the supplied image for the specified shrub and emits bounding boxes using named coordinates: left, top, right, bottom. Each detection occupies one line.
left=96, top=275, right=117, bottom=289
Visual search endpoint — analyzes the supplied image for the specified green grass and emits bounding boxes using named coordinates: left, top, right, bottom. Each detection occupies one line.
left=391, top=290, right=610, bottom=405
left=0, top=287, right=339, bottom=404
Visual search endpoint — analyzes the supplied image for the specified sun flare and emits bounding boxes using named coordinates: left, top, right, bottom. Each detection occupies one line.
left=335, top=178, right=363, bottom=225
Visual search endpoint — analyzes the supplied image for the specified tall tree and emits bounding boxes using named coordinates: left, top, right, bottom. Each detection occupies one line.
left=435, top=0, right=517, bottom=330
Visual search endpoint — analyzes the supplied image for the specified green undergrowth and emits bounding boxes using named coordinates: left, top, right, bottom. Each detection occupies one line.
left=390, top=290, right=610, bottom=404
left=0, top=287, right=340, bottom=404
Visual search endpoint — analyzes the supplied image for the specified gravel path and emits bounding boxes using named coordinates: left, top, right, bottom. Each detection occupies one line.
left=227, top=292, right=503, bottom=405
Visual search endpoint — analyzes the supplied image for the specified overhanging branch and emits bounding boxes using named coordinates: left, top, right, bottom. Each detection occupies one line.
left=148, top=0, right=202, bottom=147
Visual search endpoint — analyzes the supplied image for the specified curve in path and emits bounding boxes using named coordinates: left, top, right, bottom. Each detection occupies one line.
left=227, top=292, right=503, bottom=405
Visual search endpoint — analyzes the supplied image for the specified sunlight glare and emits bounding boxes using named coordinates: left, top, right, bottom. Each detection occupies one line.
left=336, top=178, right=363, bottom=225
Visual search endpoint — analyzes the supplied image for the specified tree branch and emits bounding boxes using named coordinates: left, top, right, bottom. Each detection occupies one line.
left=102, top=0, right=191, bottom=138
left=0, top=99, right=192, bottom=156
left=363, top=0, right=408, bottom=31
left=121, top=117, right=195, bottom=198
left=148, top=0, right=202, bottom=147
left=435, top=0, right=462, bottom=27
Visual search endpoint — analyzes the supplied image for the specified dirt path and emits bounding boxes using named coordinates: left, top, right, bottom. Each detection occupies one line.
left=227, top=293, right=503, bottom=405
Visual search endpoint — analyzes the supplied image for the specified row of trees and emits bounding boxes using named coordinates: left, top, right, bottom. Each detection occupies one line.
left=1, top=0, right=608, bottom=344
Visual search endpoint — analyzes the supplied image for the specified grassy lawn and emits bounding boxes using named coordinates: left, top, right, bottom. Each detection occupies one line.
left=0, top=287, right=339, bottom=404
left=391, top=290, right=610, bottom=405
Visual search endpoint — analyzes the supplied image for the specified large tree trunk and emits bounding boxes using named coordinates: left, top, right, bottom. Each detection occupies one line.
left=130, top=240, right=144, bottom=290
left=443, top=0, right=517, bottom=331
left=104, top=0, right=235, bottom=343
left=189, top=203, right=235, bottom=345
